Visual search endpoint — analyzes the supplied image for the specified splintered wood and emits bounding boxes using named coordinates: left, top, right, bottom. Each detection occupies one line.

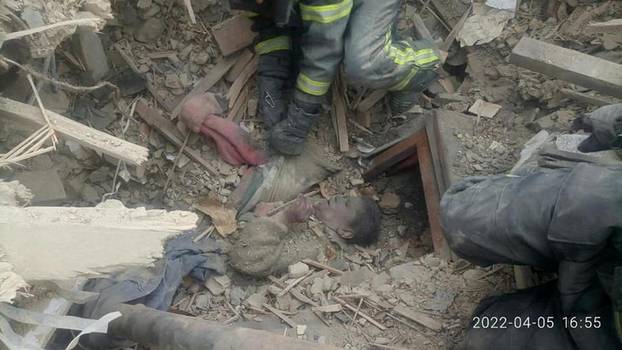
left=0, top=202, right=198, bottom=281
left=331, top=77, right=350, bottom=153
left=0, top=97, right=149, bottom=166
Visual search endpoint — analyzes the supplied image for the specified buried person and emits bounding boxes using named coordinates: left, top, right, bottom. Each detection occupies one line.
left=229, top=195, right=381, bottom=278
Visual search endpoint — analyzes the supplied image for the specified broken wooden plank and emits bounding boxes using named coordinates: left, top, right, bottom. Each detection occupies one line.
left=509, top=37, right=622, bottom=98
left=225, top=49, right=254, bottom=83
left=302, top=259, right=344, bottom=276
left=333, top=296, right=387, bottom=331
left=392, top=305, right=442, bottom=332
left=586, top=18, right=622, bottom=34
left=227, top=84, right=249, bottom=121
left=263, top=304, right=297, bottom=328
left=0, top=202, right=198, bottom=281
left=212, top=15, right=257, bottom=56
left=364, top=132, right=422, bottom=180
left=355, top=109, right=372, bottom=129
left=276, top=270, right=313, bottom=298
left=227, top=55, right=258, bottom=109
left=331, top=79, right=350, bottom=153
left=356, top=90, right=387, bottom=113
left=0, top=97, right=149, bottom=166
left=311, top=304, right=342, bottom=313
left=416, top=131, right=451, bottom=260
left=135, top=100, right=218, bottom=175
left=171, top=56, right=238, bottom=118
left=560, top=88, right=621, bottom=106
left=440, top=5, right=472, bottom=51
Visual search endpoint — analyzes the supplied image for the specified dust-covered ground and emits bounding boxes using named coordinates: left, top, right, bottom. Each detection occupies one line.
left=2, top=0, right=622, bottom=349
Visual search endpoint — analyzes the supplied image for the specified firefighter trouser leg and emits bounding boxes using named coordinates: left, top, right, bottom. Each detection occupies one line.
left=343, top=0, right=440, bottom=91
left=252, top=16, right=295, bottom=128
left=294, top=0, right=352, bottom=103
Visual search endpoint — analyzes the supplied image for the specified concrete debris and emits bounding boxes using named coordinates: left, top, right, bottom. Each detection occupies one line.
left=468, top=99, right=502, bottom=119
left=0, top=181, right=33, bottom=207
left=135, top=17, right=165, bottom=43
left=73, top=26, right=110, bottom=82
left=15, top=170, right=66, bottom=205
left=379, top=192, right=401, bottom=212
left=0, top=200, right=198, bottom=281
left=288, top=262, right=311, bottom=279
left=458, top=3, right=513, bottom=46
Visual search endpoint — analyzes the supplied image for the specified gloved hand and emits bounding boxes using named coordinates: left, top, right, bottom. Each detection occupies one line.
left=181, top=93, right=267, bottom=166
left=572, top=103, right=622, bottom=152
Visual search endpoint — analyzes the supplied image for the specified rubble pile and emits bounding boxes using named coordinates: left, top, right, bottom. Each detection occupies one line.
left=0, top=0, right=620, bottom=349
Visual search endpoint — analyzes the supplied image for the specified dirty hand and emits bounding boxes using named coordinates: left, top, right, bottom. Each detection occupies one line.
left=572, top=103, right=622, bottom=152
left=285, top=195, right=315, bottom=223
left=180, top=93, right=223, bottom=133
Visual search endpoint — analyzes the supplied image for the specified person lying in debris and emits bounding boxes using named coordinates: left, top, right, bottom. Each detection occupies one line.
left=440, top=104, right=622, bottom=350
left=228, top=195, right=381, bottom=277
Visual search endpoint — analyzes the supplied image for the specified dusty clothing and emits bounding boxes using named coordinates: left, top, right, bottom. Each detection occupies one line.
left=234, top=0, right=440, bottom=99
left=441, top=164, right=622, bottom=349
left=228, top=217, right=321, bottom=277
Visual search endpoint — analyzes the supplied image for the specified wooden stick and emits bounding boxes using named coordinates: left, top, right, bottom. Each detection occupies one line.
left=2, top=18, right=102, bottom=42
left=193, top=226, right=214, bottom=242
left=276, top=271, right=313, bottom=297
left=263, top=304, right=297, bottom=328
left=163, top=132, right=190, bottom=192
left=183, top=0, right=197, bottom=24
left=26, top=74, right=58, bottom=146
left=267, top=190, right=320, bottom=216
left=333, top=296, right=386, bottom=331
left=268, top=276, right=318, bottom=307
left=351, top=298, right=364, bottom=325
left=0, top=97, right=149, bottom=166
left=302, top=259, right=344, bottom=276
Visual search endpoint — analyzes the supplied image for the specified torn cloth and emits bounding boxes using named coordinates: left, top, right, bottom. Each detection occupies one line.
left=78, top=234, right=225, bottom=349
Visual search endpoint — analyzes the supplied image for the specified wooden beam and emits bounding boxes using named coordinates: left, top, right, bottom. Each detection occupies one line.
left=0, top=97, right=149, bottom=166
left=171, top=56, right=238, bottom=119
left=331, top=78, right=350, bottom=153
left=0, top=203, right=198, bottom=281
left=440, top=5, right=472, bottom=51
left=356, top=89, right=387, bottom=113
left=212, top=15, right=257, bottom=56
left=560, top=88, right=620, bottom=107
left=363, top=118, right=451, bottom=259
left=586, top=18, right=622, bottom=34
left=227, top=55, right=258, bottom=110
left=225, top=49, right=254, bottom=83
left=415, top=131, right=450, bottom=260
left=135, top=101, right=218, bottom=175
left=509, top=37, right=622, bottom=98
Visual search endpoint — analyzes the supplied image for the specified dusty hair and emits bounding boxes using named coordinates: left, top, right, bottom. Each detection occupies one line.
left=348, top=197, right=382, bottom=245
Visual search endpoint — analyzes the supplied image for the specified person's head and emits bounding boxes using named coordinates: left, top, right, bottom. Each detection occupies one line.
left=314, top=196, right=381, bottom=245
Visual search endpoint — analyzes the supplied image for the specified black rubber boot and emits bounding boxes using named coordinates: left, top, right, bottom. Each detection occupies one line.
left=269, top=99, right=321, bottom=156
left=389, top=68, right=438, bottom=114
left=257, top=50, right=293, bottom=130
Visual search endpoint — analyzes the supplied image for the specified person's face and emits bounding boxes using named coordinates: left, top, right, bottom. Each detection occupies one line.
left=314, top=196, right=360, bottom=239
